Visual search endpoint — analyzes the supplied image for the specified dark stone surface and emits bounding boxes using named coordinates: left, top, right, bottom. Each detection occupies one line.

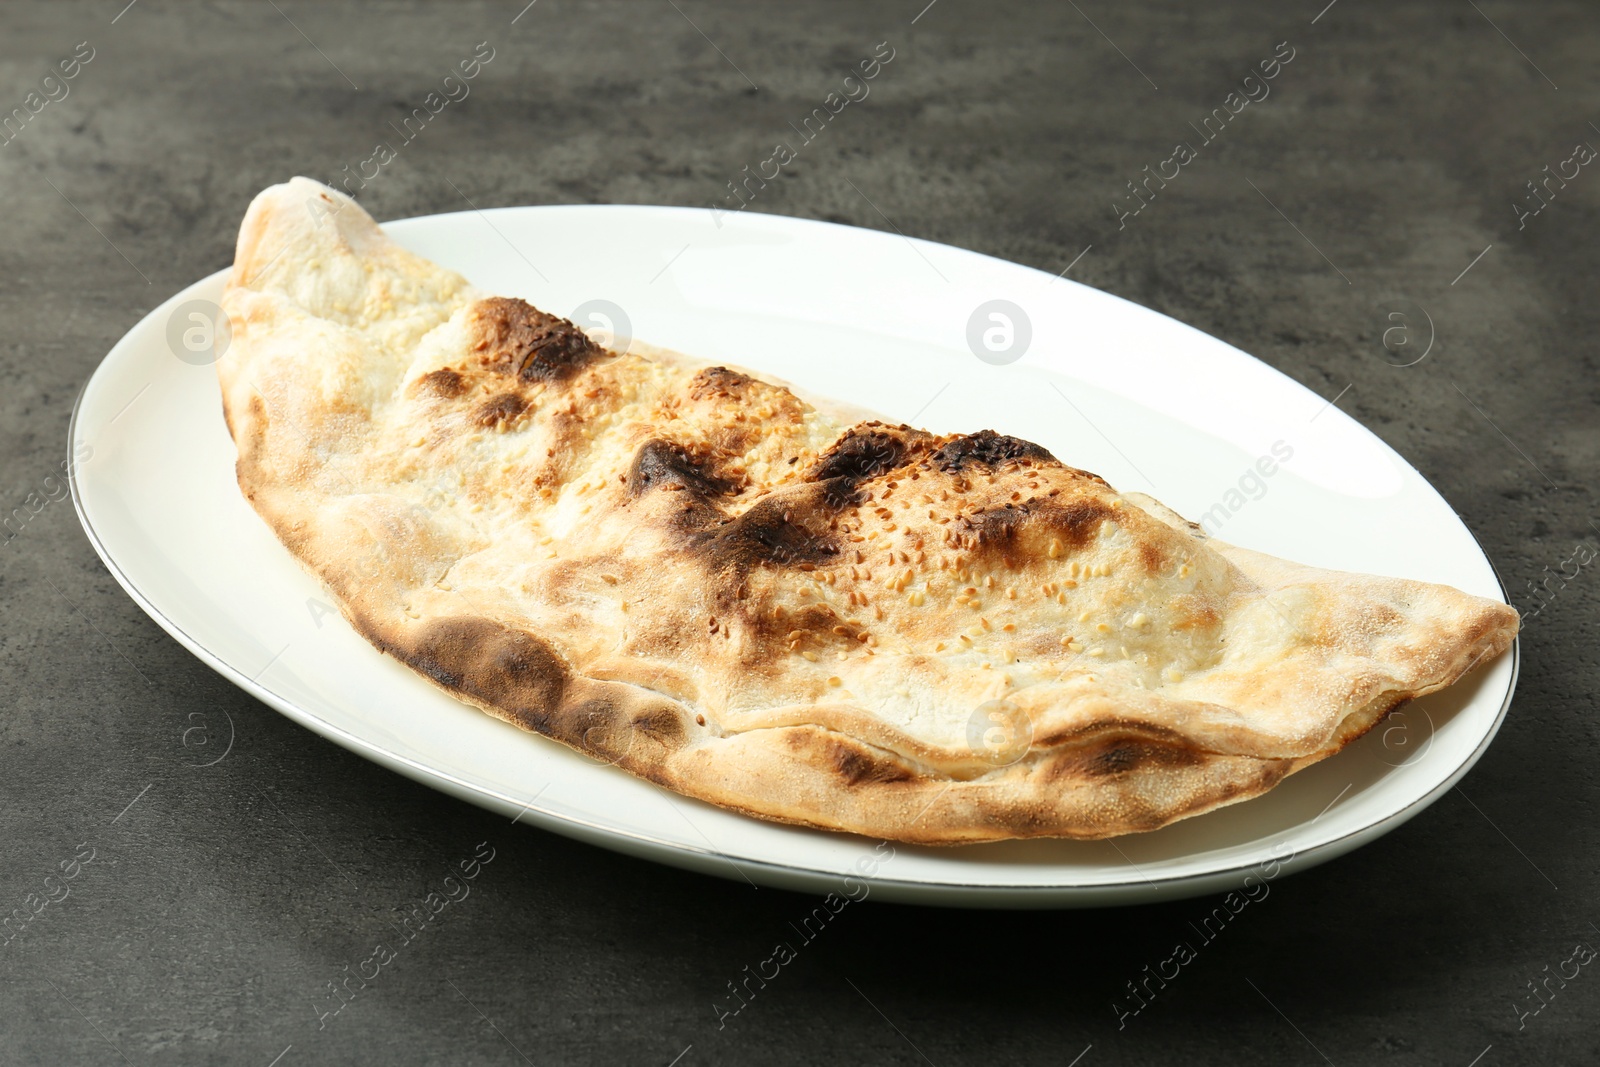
left=2, top=1, right=1595, bottom=1064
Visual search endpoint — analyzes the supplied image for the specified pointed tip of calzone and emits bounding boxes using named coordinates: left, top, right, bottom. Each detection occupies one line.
left=231, top=178, right=371, bottom=291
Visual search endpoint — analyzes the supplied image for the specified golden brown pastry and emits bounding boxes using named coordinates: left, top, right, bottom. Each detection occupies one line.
left=216, top=179, right=1518, bottom=842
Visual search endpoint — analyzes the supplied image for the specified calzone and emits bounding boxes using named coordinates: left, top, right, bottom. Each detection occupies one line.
left=217, top=179, right=1519, bottom=842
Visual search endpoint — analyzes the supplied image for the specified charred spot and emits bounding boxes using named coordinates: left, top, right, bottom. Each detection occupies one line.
left=630, top=704, right=687, bottom=748
left=1050, top=735, right=1203, bottom=781
left=743, top=600, right=850, bottom=660
left=1094, top=745, right=1143, bottom=775
left=403, top=617, right=568, bottom=720
left=1042, top=498, right=1116, bottom=548
left=806, top=425, right=928, bottom=508
left=688, top=493, right=837, bottom=572
left=688, top=366, right=757, bottom=401
left=411, top=367, right=467, bottom=399
left=956, top=504, right=1030, bottom=547
left=948, top=497, right=1112, bottom=554
left=629, top=439, right=737, bottom=499
left=562, top=697, right=633, bottom=761
left=473, top=392, right=529, bottom=429
left=933, top=430, right=1055, bottom=472
left=824, top=736, right=915, bottom=787
left=471, top=296, right=603, bottom=383
left=810, top=427, right=907, bottom=482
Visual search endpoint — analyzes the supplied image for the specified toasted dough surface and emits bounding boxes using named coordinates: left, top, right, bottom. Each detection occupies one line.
left=217, top=179, right=1519, bottom=842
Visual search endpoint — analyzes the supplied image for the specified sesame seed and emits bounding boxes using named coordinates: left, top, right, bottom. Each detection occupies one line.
left=828, top=676, right=842, bottom=686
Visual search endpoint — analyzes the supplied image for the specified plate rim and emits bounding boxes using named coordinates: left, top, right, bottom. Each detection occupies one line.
left=65, top=204, right=1522, bottom=906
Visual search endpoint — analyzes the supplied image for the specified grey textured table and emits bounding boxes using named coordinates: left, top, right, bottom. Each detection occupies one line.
left=3, top=2, right=1596, bottom=1064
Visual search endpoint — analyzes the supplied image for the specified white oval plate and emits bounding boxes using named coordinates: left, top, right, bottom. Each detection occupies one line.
left=70, top=203, right=1517, bottom=908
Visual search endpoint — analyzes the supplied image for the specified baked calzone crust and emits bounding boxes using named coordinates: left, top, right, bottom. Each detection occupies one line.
left=216, top=179, right=1518, bottom=842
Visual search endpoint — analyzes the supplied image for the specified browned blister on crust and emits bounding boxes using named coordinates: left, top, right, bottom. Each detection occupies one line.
left=215, top=179, right=1520, bottom=843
